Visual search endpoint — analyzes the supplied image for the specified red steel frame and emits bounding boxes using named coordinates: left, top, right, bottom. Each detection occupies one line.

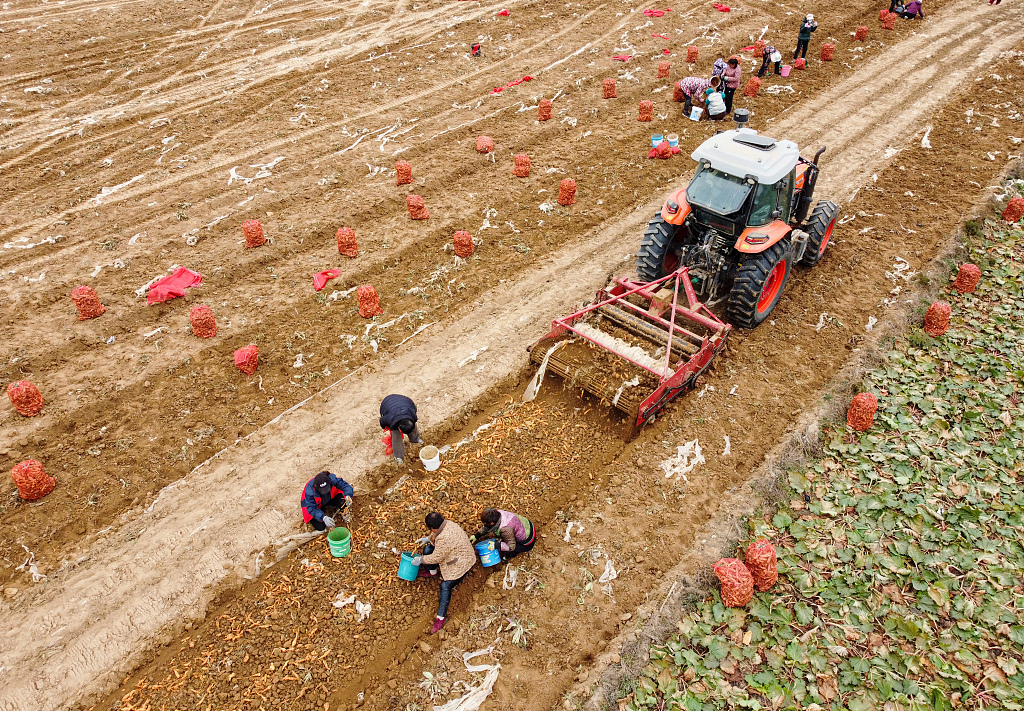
left=532, top=267, right=730, bottom=425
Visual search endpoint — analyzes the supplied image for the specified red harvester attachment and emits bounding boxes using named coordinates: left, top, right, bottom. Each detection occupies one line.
left=529, top=268, right=730, bottom=426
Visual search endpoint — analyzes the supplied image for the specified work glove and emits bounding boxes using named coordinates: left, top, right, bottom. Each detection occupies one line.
left=344, top=495, right=353, bottom=506
left=322, top=516, right=336, bottom=529
left=414, top=537, right=430, bottom=546
left=469, top=535, right=477, bottom=544
left=411, top=555, right=423, bottom=566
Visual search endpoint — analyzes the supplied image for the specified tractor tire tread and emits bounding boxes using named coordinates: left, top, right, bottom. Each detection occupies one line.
left=636, top=214, right=675, bottom=283
left=799, top=200, right=838, bottom=267
left=728, top=240, right=793, bottom=328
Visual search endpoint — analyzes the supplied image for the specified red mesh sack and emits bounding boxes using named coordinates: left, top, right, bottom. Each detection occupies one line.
left=603, top=78, right=617, bottom=99
left=512, top=153, right=531, bottom=178
left=794, top=58, right=807, bottom=70
left=847, top=392, right=878, bottom=431
left=673, top=81, right=685, bottom=102
left=395, top=160, right=413, bottom=186
left=953, top=264, right=981, bottom=294
left=189, top=305, right=217, bottom=339
left=924, top=301, right=951, bottom=337
left=1002, top=196, right=1024, bottom=222
left=11, top=460, right=55, bottom=501
left=336, top=227, right=358, bottom=258
left=382, top=429, right=393, bottom=456
left=686, top=46, right=698, bottom=63
left=713, top=558, right=754, bottom=607
left=878, top=8, right=889, bottom=19
left=744, top=77, right=761, bottom=97
left=243, top=219, right=265, bottom=249
left=407, top=195, right=430, bottom=220
left=855, top=26, right=868, bottom=41
left=638, top=100, right=654, bottom=122
left=820, top=43, right=834, bottom=61
left=538, top=99, right=553, bottom=121
left=70, top=285, right=105, bottom=320
left=357, top=285, right=383, bottom=318
left=882, top=12, right=896, bottom=29
left=234, top=345, right=259, bottom=376
left=558, top=179, right=577, bottom=206
left=752, top=40, right=766, bottom=58
left=453, top=230, right=474, bottom=258
left=658, top=61, right=671, bottom=78
left=476, top=136, right=494, bottom=154
left=655, top=140, right=672, bottom=159
left=7, top=381, right=43, bottom=417
left=744, top=539, right=778, bottom=592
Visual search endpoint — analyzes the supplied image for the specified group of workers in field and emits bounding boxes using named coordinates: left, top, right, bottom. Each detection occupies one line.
left=300, top=393, right=537, bottom=634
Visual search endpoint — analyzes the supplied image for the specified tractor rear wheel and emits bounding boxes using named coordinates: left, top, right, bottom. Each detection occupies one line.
left=799, top=200, right=838, bottom=267
left=728, top=240, right=793, bottom=328
left=636, top=214, right=679, bottom=283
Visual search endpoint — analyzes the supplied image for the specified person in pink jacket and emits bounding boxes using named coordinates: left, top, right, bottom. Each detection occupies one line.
left=722, top=57, right=742, bottom=114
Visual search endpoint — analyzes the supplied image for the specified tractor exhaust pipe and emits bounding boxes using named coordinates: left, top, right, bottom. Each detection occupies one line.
left=795, top=146, right=827, bottom=224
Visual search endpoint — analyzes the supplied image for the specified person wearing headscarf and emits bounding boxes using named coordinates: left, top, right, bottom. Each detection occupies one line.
left=794, top=14, right=817, bottom=60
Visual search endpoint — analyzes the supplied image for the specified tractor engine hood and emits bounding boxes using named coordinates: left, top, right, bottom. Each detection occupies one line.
left=691, top=128, right=801, bottom=186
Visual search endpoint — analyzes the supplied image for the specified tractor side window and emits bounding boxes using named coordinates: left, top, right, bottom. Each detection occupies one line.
left=779, top=173, right=794, bottom=223
left=748, top=183, right=776, bottom=226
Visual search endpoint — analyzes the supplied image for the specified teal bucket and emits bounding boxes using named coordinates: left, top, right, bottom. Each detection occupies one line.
left=327, top=527, right=351, bottom=558
left=397, top=552, right=421, bottom=581
left=475, top=539, right=501, bottom=567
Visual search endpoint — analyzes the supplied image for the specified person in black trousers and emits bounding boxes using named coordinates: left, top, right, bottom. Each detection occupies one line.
left=379, top=394, right=423, bottom=465
left=794, top=15, right=817, bottom=60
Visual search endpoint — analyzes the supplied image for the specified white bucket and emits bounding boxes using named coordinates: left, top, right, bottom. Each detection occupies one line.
left=419, top=445, right=440, bottom=471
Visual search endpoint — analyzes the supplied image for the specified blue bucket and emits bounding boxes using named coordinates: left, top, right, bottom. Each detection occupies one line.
left=475, top=539, right=501, bottom=567
left=397, top=551, right=421, bottom=581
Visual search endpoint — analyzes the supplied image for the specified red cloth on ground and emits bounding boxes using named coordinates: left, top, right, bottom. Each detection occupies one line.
left=314, top=269, right=341, bottom=292
left=741, top=45, right=755, bottom=51
left=652, top=33, right=669, bottom=39
left=147, top=267, right=203, bottom=305
left=490, top=75, right=533, bottom=94
left=497, top=8, right=509, bottom=15
left=643, top=8, right=665, bottom=16
left=612, top=55, right=633, bottom=61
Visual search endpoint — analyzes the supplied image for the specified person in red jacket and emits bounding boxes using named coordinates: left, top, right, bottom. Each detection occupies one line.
left=722, top=57, right=742, bottom=114
left=301, top=471, right=354, bottom=531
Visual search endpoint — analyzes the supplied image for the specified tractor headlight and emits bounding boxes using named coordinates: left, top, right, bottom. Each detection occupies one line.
left=745, top=232, right=769, bottom=244
left=666, top=200, right=679, bottom=214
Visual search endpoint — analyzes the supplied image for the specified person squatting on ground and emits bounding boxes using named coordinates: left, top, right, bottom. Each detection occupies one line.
left=379, top=393, right=423, bottom=465
left=678, top=75, right=721, bottom=116
left=472, top=508, right=537, bottom=561
left=794, top=14, right=817, bottom=59
left=901, top=0, right=924, bottom=17
left=301, top=471, right=354, bottom=531
left=722, top=57, right=742, bottom=114
left=416, top=511, right=476, bottom=633
left=705, top=85, right=728, bottom=121
left=758, top=45, right=782, bottom=78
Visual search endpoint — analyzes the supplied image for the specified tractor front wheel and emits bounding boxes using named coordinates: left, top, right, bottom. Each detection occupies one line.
left=728, top=240, right=793, bottom=328
left=799, top=200, right=838, bottom=267
left=636, top=214, right=680, bottom=283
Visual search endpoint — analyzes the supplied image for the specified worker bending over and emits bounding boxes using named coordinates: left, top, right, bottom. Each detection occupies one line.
left=301, top=471, right=353, bottom=531
left=472, top=508, right=537, bottom=561
left=418, top=511, right=475, bottom=634
left=379, top=394, right=424, bottom=465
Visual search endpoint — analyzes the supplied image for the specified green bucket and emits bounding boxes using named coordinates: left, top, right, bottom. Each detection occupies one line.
left=327, top=527, right=351, bottom=558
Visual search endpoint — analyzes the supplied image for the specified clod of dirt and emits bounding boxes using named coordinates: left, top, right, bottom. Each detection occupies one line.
left=512, top=154, right=531, bottom=178
left=847, top=392, right=878, bottom=431
left=336, top=227, right=358, bottom=258
left=744, top=539, right=778, bottom=591
left=406, top=195, right=430, bottom=220
left=924, top=301, right=951, bottom=337
left=1002, top=196, right=1024, bottom=222
left=7, top=381, right=43, bottom=417
left=189, top=305, right=217, bottom=339
left=242, top=219, right=266, bottom=249
left=752, top=40, right=766, bottom=58
left=672, top=81, right=685, bottom=102
left=538, top=99, right=553, bottom=121
left=953, top=263, right=981, bottom=294
left=658, top=61, right=671, bottom=78
left=794, top=58, right=807, bottom=70
left=713, top=558, right=753, bottom=607
left=820, top=43, right=835, bottom=61
left=357, top=285, right=384, bottom=318
left=882, top=12, right=897, bottom=29
left=603, top=78, right=617, bottom=99
left=558, top=179, right=577, bottom=206
left=453, top=230, right=474, bottom=258
left=475, top=136, right=494, bottom=154
left=234, top=345, right=259, bottom=375
left=11, top=460, right=55, bottom=501
left=855, top=25, right=869, bottom=41
left=70, top=285, right=105, bottom=320
left=638, top=100, right=654, bottom=122
left=395, top=160, right=413, bottom=186
left=744, top=77, right=761, bottom=96
left=686, top=46, right=698, bottom=63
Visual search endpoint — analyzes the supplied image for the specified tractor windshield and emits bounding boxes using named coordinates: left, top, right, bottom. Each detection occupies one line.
left=685, top=165, right=751, bottom=215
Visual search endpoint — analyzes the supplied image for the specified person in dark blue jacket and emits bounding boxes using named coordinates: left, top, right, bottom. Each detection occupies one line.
left=379, top=394, right=423, bottom=464
left=301, top=471, right=354, bottom=531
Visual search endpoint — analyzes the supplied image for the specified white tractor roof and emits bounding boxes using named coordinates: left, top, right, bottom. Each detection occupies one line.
left=690, top=128, right=800, bottom=185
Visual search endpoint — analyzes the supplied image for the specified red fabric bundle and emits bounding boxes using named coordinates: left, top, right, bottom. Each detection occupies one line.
left=752, top=40, right=766, bottom=58
left=558, top=179, right=577, bottom=206
left=538, top=99, right=553, bottom=121
left=1002, top=196, right=1024, bottom=222
left=243, top=219, right=265, bottom=249
left=882, top=12, right=896, bottom=29
left=357, top=285, right=384, bottom=318
left=11, top=460, right=55, bottom=501
left=744, top=77, right=761, bottom=96
left=7, top=381, right=43, bottom=417
left=496, top=8, right=509, bottom=15
left=234, top=345, right=259, bottom=376
left=794, top=58, right=807, bottom=70
left=713, top=558, right=754, bottom=607
left=336, top=227, right=358, bottom=258
left=189, top=305, right=217, bottom=338
left=953, top=263, right=981, bottom=294
left=612, top=55, right=633, bottom=62
left=686, top=45, right=698, bottom=63
left=512, top=153, right=531, bottom=177
left=453, top=230, right=474, bottom=258
left=744, top=539, right=778, bottom=592
left=658, top=61, right=671, bottom=78
left=821, top=43, right=834, bottom=61
left=642, top=8, right=666, bottom=16
left=638, top=100, right=654, bottom=122
left=924, top=301, right=951, bottom=337
left=407, top=195, right=430, bottom=220
left=313, top=269, right=340, bottom=292
left=147, top=267, right=203, bottom=305
left=395, top=160, right=413, bottom=185
left=71, top=285, right=105, bottom=320
left=603, top=78, right=617, bottom=99
left=476, top=136, right=494, bottom=154
left=673, top=81, right=685, bottom=102
left=855, top=26, right=868, bottom=41
left=847, top=392, right=878, bottom=431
